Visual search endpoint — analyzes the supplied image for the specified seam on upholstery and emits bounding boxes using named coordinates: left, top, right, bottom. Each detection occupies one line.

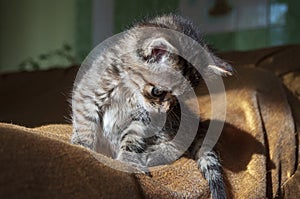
left=255, top=46, right=290, bottom=67
left=256, top=92, right=274, bottom=198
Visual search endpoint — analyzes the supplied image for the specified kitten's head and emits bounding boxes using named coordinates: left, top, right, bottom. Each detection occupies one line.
left=121, top=36, right=183, bottom=113
left=122, top=33, right=232, bottom=114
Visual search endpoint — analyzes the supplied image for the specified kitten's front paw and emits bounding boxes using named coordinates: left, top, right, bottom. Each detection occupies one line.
left=146, top=153, right=171, bottom=167
left=126, top=162, right=151, bottom=175
left=117, top=150, right=150, bottom=175
left=145, top=144, right=182, bottom=167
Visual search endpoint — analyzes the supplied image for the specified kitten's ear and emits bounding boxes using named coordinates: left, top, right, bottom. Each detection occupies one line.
left=208, top=56, right=233, bottom=76
left=143, top=37, right=176, bottom=63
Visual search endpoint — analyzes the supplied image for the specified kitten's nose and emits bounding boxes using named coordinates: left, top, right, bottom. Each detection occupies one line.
left=160, top=102, right=170, bottom=112
left=156, top=102, right=169, bottom=113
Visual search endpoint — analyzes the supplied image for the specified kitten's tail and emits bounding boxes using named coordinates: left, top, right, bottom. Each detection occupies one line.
left=198, top=151, right=226, bottom=199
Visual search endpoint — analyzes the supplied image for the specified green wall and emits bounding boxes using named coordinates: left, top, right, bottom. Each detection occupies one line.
left=205, top=0, right=300, bottom=51
left=0, top=0, right=76, bottom=72
left=114, top=0, right=179, bottom=33
left=114, top=0, right=300, bottom=52
left=1, top=0, right=300, bottom=73
left=0, top=0, right=91, bottom=73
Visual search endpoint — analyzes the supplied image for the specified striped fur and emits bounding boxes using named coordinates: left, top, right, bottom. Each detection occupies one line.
left=71, top=14, right=231, bottom=199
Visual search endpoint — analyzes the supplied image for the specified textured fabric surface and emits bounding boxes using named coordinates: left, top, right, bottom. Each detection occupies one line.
left=0, top=45, right=299, bottom=198
left=0, top=123, right=144, bottom=199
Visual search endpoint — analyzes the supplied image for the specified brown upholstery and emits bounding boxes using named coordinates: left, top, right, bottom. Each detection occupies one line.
left=0, top=45, right=299, bottom=198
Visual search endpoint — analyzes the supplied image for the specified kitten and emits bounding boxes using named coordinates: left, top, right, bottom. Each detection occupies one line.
left=71, top=14, right=232, bottom=199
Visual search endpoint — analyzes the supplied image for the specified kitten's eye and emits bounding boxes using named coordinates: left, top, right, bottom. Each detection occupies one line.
left=151, top=87, right=166, bottom=97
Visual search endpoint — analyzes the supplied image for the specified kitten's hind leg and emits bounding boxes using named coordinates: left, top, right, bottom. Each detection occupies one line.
left=196, top=151, right=226, bottom=199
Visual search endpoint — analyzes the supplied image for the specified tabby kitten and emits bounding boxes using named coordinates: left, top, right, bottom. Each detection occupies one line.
left=71, top=14, right=232, bottom=199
